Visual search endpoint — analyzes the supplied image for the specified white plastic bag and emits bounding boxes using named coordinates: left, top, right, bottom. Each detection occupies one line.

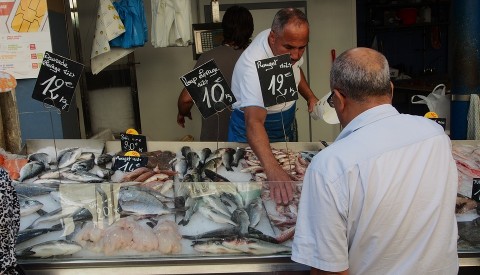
left=411, top=84, right=450, bottom=126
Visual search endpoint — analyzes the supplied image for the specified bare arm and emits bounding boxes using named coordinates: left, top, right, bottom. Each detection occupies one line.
left=311, top=268, right=349, bottom=275
left=177, top=88, right=194, bottom=127
left=244, top=106, right=294, bottom=205
left=298, top=68, right=319, bottom=112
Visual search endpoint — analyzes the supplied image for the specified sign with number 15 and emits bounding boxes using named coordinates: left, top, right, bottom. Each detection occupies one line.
left=32, top=51, right=84, bottom=111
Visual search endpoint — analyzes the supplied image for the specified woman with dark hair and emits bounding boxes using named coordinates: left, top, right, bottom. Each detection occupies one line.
left=0, top=166, right=21, bottom=275
left=177, top=5, right=254, bottom=141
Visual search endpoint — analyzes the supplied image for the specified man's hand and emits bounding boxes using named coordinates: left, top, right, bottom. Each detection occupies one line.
left=267, top=167, right=295, bottom=205
left=307, top=97, right=319, bottom=113
left=177, top=112, right=192, bottom=128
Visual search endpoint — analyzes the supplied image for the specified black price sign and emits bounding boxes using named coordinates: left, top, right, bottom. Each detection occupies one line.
left=429, top=118, right=446, bottom=130
left=180, top=59, right=236, bottom=118
left=32, top=51, right=84, bottom=111
left=256, top=54, right=298, bottom=107
left=472, top=178, right=480, bottom=202
left=112, top=156, right=148, bottom=173
left=120, top=133, right=147, bottom=153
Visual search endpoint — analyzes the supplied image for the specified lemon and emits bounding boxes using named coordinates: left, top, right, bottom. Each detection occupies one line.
left=124, top=151, right=140, bottom=157
left=424, top=111, right=438, bottom=118
left=126, top=128, right=139, bottom=135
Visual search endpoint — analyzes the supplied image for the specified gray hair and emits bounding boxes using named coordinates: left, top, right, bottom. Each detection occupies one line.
left=330, top=48, right=391, bottom=101
left=271, top=8, right=308, bottom=34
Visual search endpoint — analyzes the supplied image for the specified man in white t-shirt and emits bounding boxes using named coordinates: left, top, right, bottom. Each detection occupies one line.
left=228, top=8, right=318, bottom=205
left=292, top=47, right=458, bottom=274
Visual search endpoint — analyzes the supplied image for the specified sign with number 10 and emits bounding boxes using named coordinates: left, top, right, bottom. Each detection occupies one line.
left=180, top=59, right=236, bottom=118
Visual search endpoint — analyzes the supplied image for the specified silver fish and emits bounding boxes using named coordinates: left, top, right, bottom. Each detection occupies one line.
left=118, top=186, right=177, bottom=216
left=221, top=237, right=291, bottom=255
left=16, top=240, right=82, bottom=258
left=198, top=206, right=237, bottom=226
left=50, top=191, right=96, bottom=208
left=70, top=154, right=94, bottom=172
left=17, top=223, right=63, bottom=244
left=222, top=148, right=235, bottom=171
left=232, top=208, right=250, bottom=236
left=232, top=147, right=246, bottom=167
left=95, top=153, right=113, bottom=166
left=192, top=239, right=240, bottom=254
left=181, top=146, right=192, bottom=158
left=18, top=195, right=44, bottom=216
left=202, top=195, right=231, bottom=217
left=14, top=183, right=56, bottom=197
left=187, top=151, right=200, bottom=170
left=174, top=158, right=188, bottom=178
left=206, top=148, right=227, bottom=163
left=28, top=153, right=50, bottom=169
left=19, top=161, right=45, bottom=182
left=57, top=147, right=82, bottom=168
left=247, top=197, right=263, bottom=228
left=202, top=157, right=223, bottom=172
left=39, top=167, right=70, bottom=179
left=199, top=148, right=212, bottom=166
left=61, top=171, right=104, bottom=183
left=178, top=196, right=201, bottom=226
left=96, top=167, right=114, bottom=179
left=27, top=207, right=79, bottom=229
left=203, top=169, right=230, bottom=182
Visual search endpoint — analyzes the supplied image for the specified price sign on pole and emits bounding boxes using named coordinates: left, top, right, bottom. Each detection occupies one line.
left=180, top=59, right=236, bottom=118
left=31, top=51, right=84, bottom=111
left=120, top=133, right=147, bottom=153
left=472, top=178, right=480, bottom=202
left=112, top=156, right=148, bottom=173
left=256, top=54, right=298, bottom=107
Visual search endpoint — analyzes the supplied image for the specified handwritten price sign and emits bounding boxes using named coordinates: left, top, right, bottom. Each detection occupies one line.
left=180, top=59, right=236, bottom=118
left=256, top=54, right=298, bottom=107
left=112, top=156, right=148, bottom=173
left=120, top=133, right=147, bottom=153
left=32, top=51, right=84, bottom=111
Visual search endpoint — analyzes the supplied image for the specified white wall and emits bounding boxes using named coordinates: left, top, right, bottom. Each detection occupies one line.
left=78, top=0, right=356, bottom=142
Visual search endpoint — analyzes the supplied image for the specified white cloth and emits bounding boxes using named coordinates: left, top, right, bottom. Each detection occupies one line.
left=292, top=104, right=458, bottom=274
left=231, top=29, right=303, bottom=113
left=151, top=0, right=191, bottom=47
left=91, top=0, right=133, bottom=75
left=467, top=94, right=480, bottom=139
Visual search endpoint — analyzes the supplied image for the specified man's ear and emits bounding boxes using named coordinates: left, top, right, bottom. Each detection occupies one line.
left=334, top=89, right=346, bottom=112
left=390, top=81, right=394, bottom=98
left=268, top=31, right=275, bottom=46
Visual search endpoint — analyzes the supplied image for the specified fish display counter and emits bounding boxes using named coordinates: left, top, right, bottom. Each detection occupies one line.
left=8, top=140, right=480, bottom=273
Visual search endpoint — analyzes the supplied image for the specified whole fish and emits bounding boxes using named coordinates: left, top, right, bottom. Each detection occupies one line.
left=14, top=183, right=57, bottom=197
left=96, top=167, right=114, bottom=179
left=178, top=196, right=201, bottom=226
left=50, top=191, right=96, bottom=208
left=220, top=191, right=244, bottom=209
left=174, top=158, right=188, bottom=178
left=247, top=197, right=263, bottom=228
left=202, top=157, right=223, bottom=173
left=17, top=223, right=63, bottom=244
left=181, top=146, right=192, bottom=158
left=221, top=237, right=291, bottom=255
left=39, top=167, right=70, bottom=179
left=33, top=179, right=81, bottom=187
left=192, top=239, right=240, bottom=254
left=61, top=171, right=104, bottom=183
left=19, top=161, right=45, bottom=182
left=202, top=195, right=231, bottom=217
left=232, top=208, right=250, bottom=236
left=70, top=155, right=94, bottom=172
left=198, top=206, right=237, bottom=226
left=206, top=148, right=227, bottom=163
left=187, top=151, right=201, bottom=170
left=18, top=195, right=44, bottom=216
left=95, top=153, right=113, bottom=166
left=16, top=240, right=82, bottom=258
left=28, top=153, right=50, bottom=169
left=27, top=207, right=89, bottom=229
left=118, top=186, right=178, bottom=216
left=222, top=148, right=235, bottom=171
left=198, top=148, right=212, bottom=166
left=57, top=147, right=82, bottom=168
left=231, top=147, right=246, bottom=167
left=203, top=169, right=230, bottom=182
left=183, top=227, right=241, bottom=240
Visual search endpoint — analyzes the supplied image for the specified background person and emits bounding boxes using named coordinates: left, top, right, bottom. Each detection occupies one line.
left=176, top=5, right=254, bottom=141
left=1, top=166, right=21, bottom=275
left=292, top=47, right=458, bottom=274
left=227, top=8, right=318, bottom=205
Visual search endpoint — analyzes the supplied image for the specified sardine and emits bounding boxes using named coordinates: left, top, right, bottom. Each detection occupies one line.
left=18, top=195, right=44, bottom=216
left=61, top=171, right=104, bottom=183
left=231, top=147, right=246, bottom=167
left=28, top=153, right=50, bottom=169
left=232, top=208, right=250, bottom=236
left=19, top=161, right=45, bottom=182
left=95, top=153, right=113, bottom=166
left=57, top=148, right=82, bottom=168
left=70, top=154, right=94, bottom=172
left=198, top=206, right=237, bottom=226
left=16, top=240, right=82, bottom=258
left=222, top=148, right=235, bottom=171
left=16, top=223, right=64, bottom=244
left=192, top=239, right=240, bottom=254
left=221, top=237, right=291, bottom=255
left=14, top=183, right=57, bottom=197
left=199, top=148, right=212, bottom=166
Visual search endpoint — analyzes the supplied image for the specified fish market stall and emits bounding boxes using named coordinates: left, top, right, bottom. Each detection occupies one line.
left=7, top=140, right=480, bottom=273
